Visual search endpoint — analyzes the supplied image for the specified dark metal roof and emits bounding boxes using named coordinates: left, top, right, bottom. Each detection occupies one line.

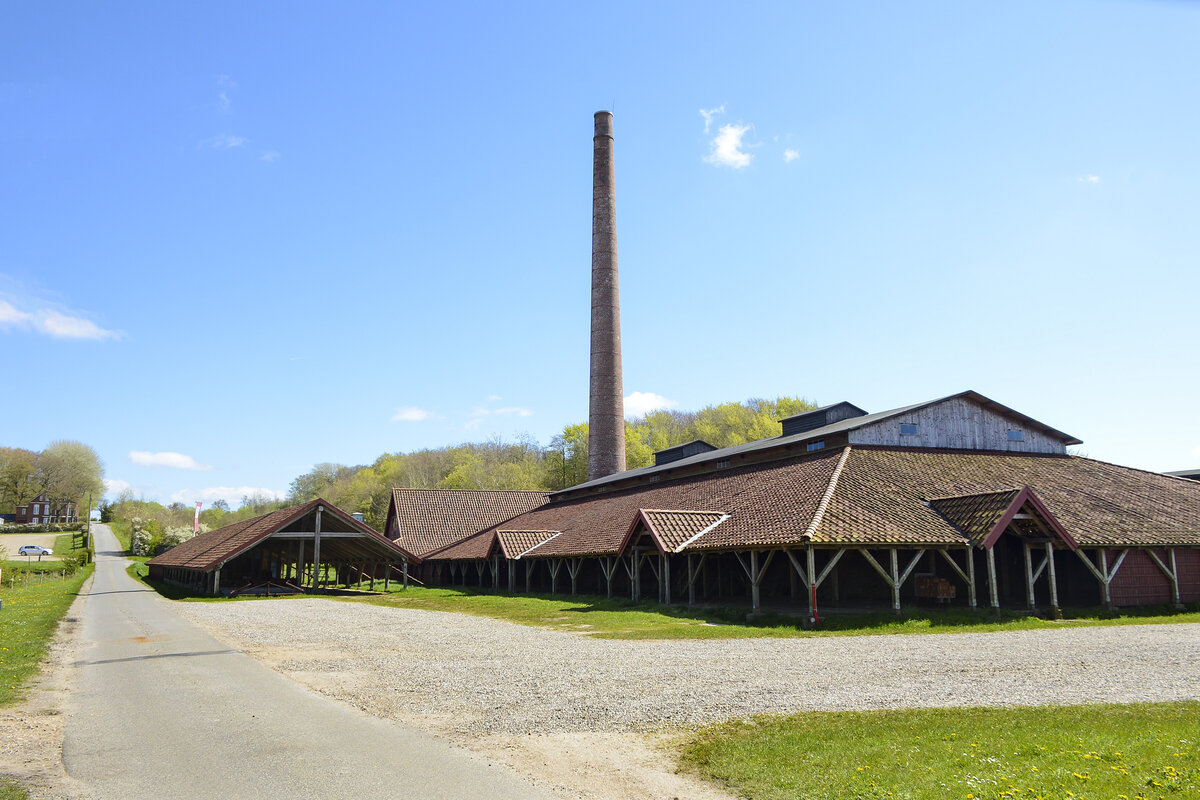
left=1166, top=469, right=1200, bottom=481
left=552, top=390, right=1083, bottom=498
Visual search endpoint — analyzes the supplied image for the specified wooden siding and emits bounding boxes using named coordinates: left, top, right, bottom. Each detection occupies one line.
left=847, top=396, right=1066, bottom=454
left=1109, top=548, right=1200, bottom=605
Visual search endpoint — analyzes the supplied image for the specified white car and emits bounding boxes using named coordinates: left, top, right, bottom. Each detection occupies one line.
left=18, top=545, right=53, bottom=556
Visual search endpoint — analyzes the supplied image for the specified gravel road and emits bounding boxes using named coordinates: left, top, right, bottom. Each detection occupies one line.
left=175, top=599, right=1200, bottom=737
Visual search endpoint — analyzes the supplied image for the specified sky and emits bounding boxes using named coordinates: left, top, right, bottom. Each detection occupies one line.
left=2, top=0, right=1199, bottom=508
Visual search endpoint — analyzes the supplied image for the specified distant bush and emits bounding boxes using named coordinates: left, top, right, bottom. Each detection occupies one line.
left=0, top=522, right=84, bottom=534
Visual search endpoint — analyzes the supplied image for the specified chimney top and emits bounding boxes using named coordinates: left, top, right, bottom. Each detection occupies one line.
left=594, top=111, right=613, bottom=137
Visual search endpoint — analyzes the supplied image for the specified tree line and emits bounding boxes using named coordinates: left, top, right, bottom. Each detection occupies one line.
left=99, top=395, right=815, bottom=534
left=0, top=441, right=105, bottom=517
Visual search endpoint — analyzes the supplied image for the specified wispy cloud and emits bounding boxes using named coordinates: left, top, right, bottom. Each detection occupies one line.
left=206, top=133, right=247, bottom=149
left=471, top=406, right=532, bottom=418
left=705, top=123, right=754, bottom=169
left=170, top=486, right=287, bottom=506
left=0, top=299, right=120, bottom=340
left=129, top=451, right=213, bottom=471
left=487, top=394, right=503, bottom=401
left=103, top=478, right=133, bottom=496
left=392, top=406, right=432, bottom=422
left=784, top=148, right=800, bottom=163
left=1078, top=175, right=1100, bottom=184
left=625, top=391, right=678, bottom=418
left=217, top=92, right=232, bottom=114
left=261, top=150, right=280, bottom=163
left=699, top=105, right=725, bottom=134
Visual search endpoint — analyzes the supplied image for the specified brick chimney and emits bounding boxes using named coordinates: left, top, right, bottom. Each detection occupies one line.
left=588, top=111, right=626, bottom=480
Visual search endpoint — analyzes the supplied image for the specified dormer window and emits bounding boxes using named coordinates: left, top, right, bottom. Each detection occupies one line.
left=807, top=440, right=825, bottom=452
left=900, top=423, right=918, bottom=436
left=1008, top=430, right=1024, bottom=442
left=716, top=459, right=731, bottom=469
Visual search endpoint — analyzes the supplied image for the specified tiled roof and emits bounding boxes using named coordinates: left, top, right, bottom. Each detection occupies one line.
left=637, top=510, right=730, bottom=553
left=821, top=448, right=1200, bottom=547
left=465, top=448, right=845, bottom=558
left=554, top=390, right=1082, bottom=497
left=148, top=499, right=416, bottom=572
left=929, top=489, right=1023, bottom=547
left=497, top=530, right=561, bottom=559
left=386, top=489, right=548, bottom=557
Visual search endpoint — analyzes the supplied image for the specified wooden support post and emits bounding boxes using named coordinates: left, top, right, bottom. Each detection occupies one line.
left=807, top=545, right=818, bottom=623
left=889, top=548, right=901, bottom=614
left=297, top=537, right=306, bottom=589
left=967, top=546, right=977, bottom=610
left=370, top=561, right=377, bottom=592
left=750, top=550, right=761, bottom=612
left=384, top=562, right=391, bottom=591
left=213, top=567, right=221, bottom=596
left=1045, top=542, right=1060, bottom=614
left=687, top=554, right=695, bottom=607
left=567, top=558, right=582, bottom=595
left=493, top=554, right=500, bottom=591
left=663, top=555, right=671, bottom=605
left=1023, top=541, right=1037, bottom=611
left=604, top=556, right=615, bottom=599
left=629, top=550, right=640, bottom=601
left=986, top=546, right=999, bottom=614
left=1100, top=549, right=1111, bottom=609
left=525, top=559, right=532, bottom=593
left=508, top=558, right=516, bottom=593
left=1169, top=549, right=1182, bottom=609
left=312, top=506, right=323, bottom=592
left=402, top=558, right=409, bottom=588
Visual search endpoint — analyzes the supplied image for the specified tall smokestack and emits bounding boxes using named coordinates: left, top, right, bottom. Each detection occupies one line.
left=588, top=111, right=626, bottom=481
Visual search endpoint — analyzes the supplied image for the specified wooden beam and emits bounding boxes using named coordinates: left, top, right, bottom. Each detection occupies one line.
left=1045, top=541, right=1059, bottom=613
left=986, top=546, right=999, bottom=612
left=1023, top=541, right=1036, bottom=612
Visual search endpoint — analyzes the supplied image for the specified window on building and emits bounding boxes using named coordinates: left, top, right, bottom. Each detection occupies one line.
left=648, top=475, right=661, bottom=483
left=900, top=423, right=918, bottom=435
left=807, top=440, right=825, bottom=452
left=716, top=459, right=731, bottom=469
left=1008, top=430, right=1024, bottom=442
left=33, top=517, right=39, bottom=524
left=33, top=503, right=40, bottom=514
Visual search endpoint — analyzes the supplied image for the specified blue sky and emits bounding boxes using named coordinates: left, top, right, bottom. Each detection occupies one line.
left=3, top=0, right=1198, bottom=507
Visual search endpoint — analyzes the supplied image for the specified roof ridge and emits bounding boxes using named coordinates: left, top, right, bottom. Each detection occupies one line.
left=392, top=487, right=548, bottom=495
left=803, top=445, right=853, bottom=541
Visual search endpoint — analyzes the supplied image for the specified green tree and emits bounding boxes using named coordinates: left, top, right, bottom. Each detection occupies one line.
left=38, top=440, right=105, bottom=513
left=0, top=447, right=39, bottom=512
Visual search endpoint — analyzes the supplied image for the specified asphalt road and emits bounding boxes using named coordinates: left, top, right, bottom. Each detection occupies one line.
left=62, top=524, right=553, bottom=800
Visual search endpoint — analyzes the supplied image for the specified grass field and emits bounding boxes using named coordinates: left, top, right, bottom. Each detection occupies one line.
left=680, top=702, right=1200, bottom=800
left=126, top=571, right=1200, bottom=640
left=0, top=777, right=29, bottom=800
left=0, top=563, right=92, bottom=707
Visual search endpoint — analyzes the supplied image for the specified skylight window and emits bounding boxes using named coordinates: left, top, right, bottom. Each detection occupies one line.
left=900, top=423, right=918, bottom=435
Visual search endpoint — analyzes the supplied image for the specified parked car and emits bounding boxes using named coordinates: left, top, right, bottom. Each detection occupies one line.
left=18, top=545, right=53, bottom=556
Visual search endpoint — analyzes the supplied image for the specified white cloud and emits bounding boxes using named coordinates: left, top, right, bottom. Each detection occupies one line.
left=487, top=394, right=503, bottom=401
left=0, top=300, right=33, bottom=328
left=705, top=123, right=754, bottom=169
left=699, top=105, right=725, bottom=133
left=624, top=391, right=678, bottom=418
left=103, top=478, right=133, bottom=495
left=207, top=133, right=247, bottom=149
left=1079, top=175, right=1100, bottom=184
left=217, top=91, right=231, bottom=113
left=471, top=406, right=532, bottom=418
left=170, top=486, right=287, bottom=506
left=261, top=150, right=280, bottom=163
left=40, top=311, right=120, bottom=340
left=392, top=406, right=432, bottom=422
left=129, top=451, right=213, bottom=471
left=784, top=149, right=800, bottom=163
left=0, top=299, right=120, bottom=340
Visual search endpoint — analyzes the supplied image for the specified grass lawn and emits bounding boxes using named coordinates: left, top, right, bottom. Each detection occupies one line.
left=0, top=777, right=29, bottom=800
left=350, top=585, right=1200, bottom=640
left=108, top=521, right=131, bottom=552
left=679, top=702, right=1199, bottom=800
left=0, top=563, right=92, bottom=707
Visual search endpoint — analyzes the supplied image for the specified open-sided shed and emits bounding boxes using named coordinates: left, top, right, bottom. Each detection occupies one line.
left=147, top=498, right=419, bottom=595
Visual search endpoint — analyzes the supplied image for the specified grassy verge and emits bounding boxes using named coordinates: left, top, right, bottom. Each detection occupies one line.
left=108, top=521, right=131, bottom=552
left=0, top=562, right=93, bottom=707
left=680, top=702, right=1199, bottom=800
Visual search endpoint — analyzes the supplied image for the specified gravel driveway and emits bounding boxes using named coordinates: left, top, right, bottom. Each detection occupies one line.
left=176, top=599, right=1200, bottom=737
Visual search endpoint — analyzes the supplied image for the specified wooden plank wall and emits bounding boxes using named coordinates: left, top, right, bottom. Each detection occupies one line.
left=848, top=396, right=1066, bottom=454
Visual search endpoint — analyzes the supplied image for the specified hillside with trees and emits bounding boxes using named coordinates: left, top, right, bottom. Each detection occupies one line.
left=0, top=441, right=105, bottom=516
left=103, top=396, right=816, bottom=535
